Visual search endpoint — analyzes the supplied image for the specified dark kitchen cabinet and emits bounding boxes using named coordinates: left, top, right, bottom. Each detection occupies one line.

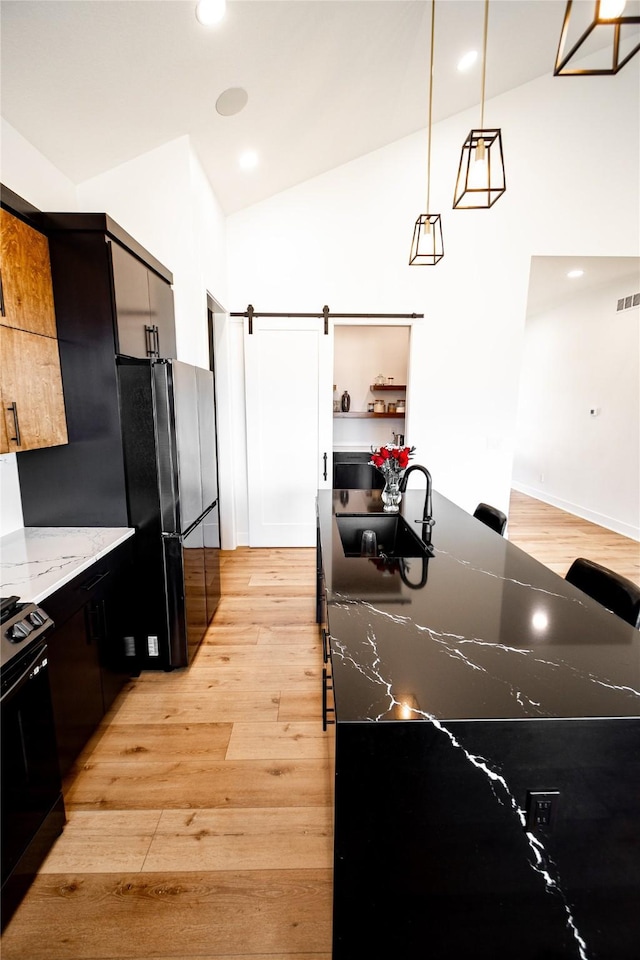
left=44, top=540, right=135, bottom=778
left=110, top=237, right=176, bottom=359
left=17, top=214, right=176, bottom=528
left=47, top=606, right=104, bottom=778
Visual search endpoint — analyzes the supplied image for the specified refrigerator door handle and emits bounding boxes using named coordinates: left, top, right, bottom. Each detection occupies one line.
left=178, top=500, right=217, bottom=540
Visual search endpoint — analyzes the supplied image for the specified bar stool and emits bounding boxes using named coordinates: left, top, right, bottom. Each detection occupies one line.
left=473, top=502, right=507, bottom=536
left=565, top=558, right=640, bottom=629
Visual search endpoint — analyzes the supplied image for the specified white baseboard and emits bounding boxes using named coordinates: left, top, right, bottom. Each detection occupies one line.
left=511, top=482, right=640, bottom=542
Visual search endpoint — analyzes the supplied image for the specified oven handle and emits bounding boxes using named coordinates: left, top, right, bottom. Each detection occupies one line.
left=1, top=642, right=48, bottom=705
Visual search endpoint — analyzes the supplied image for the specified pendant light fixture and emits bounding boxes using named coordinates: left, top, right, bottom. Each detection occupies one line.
left=554, top=1, right=640, bottom=75
left=409, top=0, right=444, bottom=266
left=453, top=0, right=506, bottom=210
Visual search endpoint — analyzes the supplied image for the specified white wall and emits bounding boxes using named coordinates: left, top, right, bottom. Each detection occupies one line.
left=227, top=65, right=640, bottom=529
left=513, top=271, right=640, bottom=539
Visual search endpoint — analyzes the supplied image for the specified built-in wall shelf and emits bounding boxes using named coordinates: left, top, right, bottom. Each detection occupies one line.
left=370, top=384, right=407, bottom=391
left=334, top=412, right=405, bottom=419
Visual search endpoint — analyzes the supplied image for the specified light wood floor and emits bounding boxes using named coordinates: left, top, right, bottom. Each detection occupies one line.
left=2, top=493, right=638, bottom=959
left=508, top=490, right=640, bottom=586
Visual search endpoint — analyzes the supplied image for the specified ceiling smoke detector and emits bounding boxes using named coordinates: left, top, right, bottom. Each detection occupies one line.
left=216, top=88, right=248, bottom=117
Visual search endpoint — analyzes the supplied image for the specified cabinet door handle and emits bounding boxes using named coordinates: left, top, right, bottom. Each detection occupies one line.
left=81, top=570, right=110, bottom=591
left=322, top=667, right=335, bottom=731
left=323, top=451, right=328, bottom=482
left=7, top=402, right=21, bottom=446
left=321, top=627, right=329, bottom=664
left=152, top=325, right=160, bottom=357
left=0, top=268, right=5, bottom=317
left=144, top=325, right=155, bottom=357
left=86, top=598, right=106, bottom=643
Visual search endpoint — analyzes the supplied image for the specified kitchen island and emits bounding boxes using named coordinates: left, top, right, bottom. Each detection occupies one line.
left=317, top=487, right=640, bottom=960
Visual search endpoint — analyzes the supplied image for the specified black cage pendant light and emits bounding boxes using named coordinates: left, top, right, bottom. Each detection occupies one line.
left=554, top=1, right=640, bottom=75
left=409, top=0, right=444, bottom=266
left=453, top=0, right=506, bottom=210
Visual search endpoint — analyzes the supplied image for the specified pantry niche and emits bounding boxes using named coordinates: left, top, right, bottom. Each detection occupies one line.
left=333, top=324, right=411, bottom=455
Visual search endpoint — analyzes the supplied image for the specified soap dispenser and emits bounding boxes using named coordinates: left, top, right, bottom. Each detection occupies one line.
left=341, top=390, right=351, bottom=412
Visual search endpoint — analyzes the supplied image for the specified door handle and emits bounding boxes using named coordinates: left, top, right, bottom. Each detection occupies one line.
left=7, top=402, right=21, bottom=446
left=0, top=268, right=5, bottom=317
left=323, top=451, right=328, bottom=482
left=145, top=324, right=160, bottom=357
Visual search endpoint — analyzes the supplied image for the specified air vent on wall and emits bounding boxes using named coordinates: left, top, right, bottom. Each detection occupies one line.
left=616, top=293, right=640, bottom=311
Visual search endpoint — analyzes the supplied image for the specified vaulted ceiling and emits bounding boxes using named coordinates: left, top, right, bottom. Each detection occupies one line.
left=0, top=1, right=636, bottom=213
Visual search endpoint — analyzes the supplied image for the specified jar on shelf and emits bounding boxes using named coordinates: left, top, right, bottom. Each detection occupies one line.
left=373, top=399, right=385, bottom=413
left=387, top=401, right=397, bottom=414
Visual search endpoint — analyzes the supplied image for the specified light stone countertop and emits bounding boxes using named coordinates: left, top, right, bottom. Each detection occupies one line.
left=0, top=527, right=135, bottom=604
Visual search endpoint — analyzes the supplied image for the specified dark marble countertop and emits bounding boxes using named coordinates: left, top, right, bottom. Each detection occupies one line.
left=317, top=488, right=640, bottom=724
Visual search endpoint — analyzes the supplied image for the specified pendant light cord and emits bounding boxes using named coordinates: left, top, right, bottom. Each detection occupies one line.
left=425, top=0, right=435, bottom=213
left=480, top=0, right=489, bottom=129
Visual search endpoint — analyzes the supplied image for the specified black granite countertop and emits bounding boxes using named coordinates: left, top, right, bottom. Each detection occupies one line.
left=317, top=488, right=640, bottom=724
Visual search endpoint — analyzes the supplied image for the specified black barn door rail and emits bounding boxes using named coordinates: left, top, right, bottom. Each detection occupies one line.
left=231, top=305, right=424, bottom=335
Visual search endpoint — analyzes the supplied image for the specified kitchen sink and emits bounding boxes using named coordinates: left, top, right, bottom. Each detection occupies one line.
left=335, top=513, right=434, bottom=558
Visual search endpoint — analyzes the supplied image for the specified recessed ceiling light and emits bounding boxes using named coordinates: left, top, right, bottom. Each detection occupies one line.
left=457, top=50, right=478, bottom=72
left=216, top=87, right=248, bottom=117
left=195, top=0, right=226, bottom=27
left=567, top=269, right=585, bottom=279
left=239, top=150, right=259, bottom=171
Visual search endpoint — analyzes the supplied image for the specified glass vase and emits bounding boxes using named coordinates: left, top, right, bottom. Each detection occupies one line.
left=381, top=473, right=402, bottom=512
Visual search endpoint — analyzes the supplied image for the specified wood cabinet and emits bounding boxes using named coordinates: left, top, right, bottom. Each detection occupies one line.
left=0, top=208, right=57, bottom=337
left=0, top=326, right=68, bottom=452
left=0, top=209, right=68, bottom=454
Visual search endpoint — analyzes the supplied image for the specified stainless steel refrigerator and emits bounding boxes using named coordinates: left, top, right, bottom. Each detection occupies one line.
left=117, top=358, right=221, bottom=669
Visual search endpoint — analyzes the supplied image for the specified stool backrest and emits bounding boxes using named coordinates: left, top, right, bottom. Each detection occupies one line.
left=473, top=502, right=507, bottom=536
left=565, top=558, right=640, bottom=629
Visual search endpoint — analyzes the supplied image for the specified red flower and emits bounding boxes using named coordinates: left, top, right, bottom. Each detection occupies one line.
left=369, top=444, right=416, bottom=473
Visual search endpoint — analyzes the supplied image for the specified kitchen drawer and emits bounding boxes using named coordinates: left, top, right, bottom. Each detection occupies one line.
left=44, top=539, right=133, bottom=628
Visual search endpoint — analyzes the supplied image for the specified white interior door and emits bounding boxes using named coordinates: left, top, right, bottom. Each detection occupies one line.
left=245, top=316, right=333, bottom=546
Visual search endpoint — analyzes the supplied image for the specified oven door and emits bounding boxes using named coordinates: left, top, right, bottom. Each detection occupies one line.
left=1, top=641, right=65, bottom=928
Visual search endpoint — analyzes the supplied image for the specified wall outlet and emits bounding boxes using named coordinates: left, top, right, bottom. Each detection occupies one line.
left=526, top=790, right=560, bottom=831
left=539, top=472, right=544, bottom=483
left=147, top=635, right=159, bottom=656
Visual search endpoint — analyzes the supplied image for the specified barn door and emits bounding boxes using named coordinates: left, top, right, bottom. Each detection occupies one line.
left=244, top=316, right=332, bottom=546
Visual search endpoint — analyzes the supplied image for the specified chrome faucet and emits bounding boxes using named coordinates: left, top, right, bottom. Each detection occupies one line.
left=399, top=464, right=434, bottom=527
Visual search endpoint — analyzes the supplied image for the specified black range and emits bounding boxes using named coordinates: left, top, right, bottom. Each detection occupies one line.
left=1, top=596, right=65, bottom=931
